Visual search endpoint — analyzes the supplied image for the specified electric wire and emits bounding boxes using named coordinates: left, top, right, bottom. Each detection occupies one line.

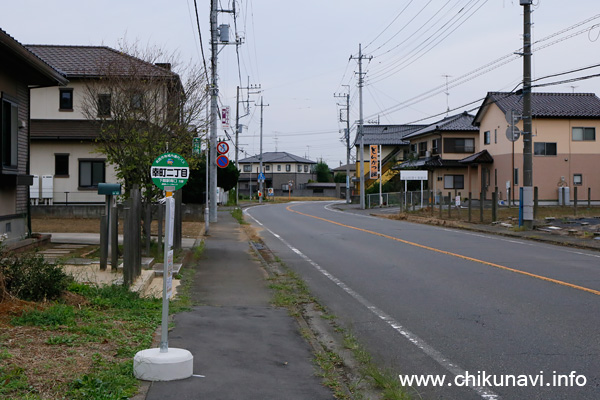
left=363, top=15, right=600, bottom=121
left=363, top=0, right=417, bottom=51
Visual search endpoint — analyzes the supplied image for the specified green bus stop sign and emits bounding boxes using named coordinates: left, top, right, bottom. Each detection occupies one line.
left=151, top=152, right=189, bottom=191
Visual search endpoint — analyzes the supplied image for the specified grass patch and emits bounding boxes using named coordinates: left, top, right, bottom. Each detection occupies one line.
left=1, top=282, right=169, bottom=399
left=231, top=208, right=247, bottom=224
left=343, top=333, right=412, bottom=400
left=268, top=268, right=314, bottom=317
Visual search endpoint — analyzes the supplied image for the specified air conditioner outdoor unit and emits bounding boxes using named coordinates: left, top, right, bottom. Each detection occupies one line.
left=425, top=151, right=431, bottom=158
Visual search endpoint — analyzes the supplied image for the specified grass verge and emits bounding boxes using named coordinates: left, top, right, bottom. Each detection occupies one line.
left=0, top=244, right=201, bottom=400
left=264, top=256, right=412, bottom=399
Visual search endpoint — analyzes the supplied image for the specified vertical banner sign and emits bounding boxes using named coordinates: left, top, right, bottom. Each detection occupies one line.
left=221, top=106, right=230, bottom=128
left=370, top=145, right=379, bottom=179
left=167, top=196, right=175, bottom=247
left=166, top=249, right=174, bottom=299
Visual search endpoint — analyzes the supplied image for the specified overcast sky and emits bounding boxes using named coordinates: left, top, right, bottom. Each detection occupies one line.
left=3, top=1, right=600, bottom=167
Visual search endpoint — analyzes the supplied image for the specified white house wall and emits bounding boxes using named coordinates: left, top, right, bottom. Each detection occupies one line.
left=30, top=141, right=117, bottom=203
left=30, top=82, right=88, bottom=120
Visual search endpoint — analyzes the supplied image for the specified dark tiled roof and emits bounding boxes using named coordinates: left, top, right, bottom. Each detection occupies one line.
left=31, top=119, right=100, bottom=140
left=0, top=28, right=67, bottom=85
left=332, top=163, right=356, bottom=172
left=239, top=152, right=316, bottom=164
left=25, top=45, right=177, bottom=79
left=353, top=124, right=426, bottom=147
left=459, top=149, right=494, bottom=164
left=404, top=112, right=478, bottom=139
left=395, top=156, right=465, bottom=169
left=474, top=92, right=600, bottom=124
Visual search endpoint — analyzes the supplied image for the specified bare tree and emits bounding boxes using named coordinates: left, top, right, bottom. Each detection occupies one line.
left=81, top=42, right=208, bottom=202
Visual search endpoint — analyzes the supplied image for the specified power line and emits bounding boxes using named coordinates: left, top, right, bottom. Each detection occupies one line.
left=363, top=14, right=600, bottom=121
left=192, top=0, right=210, bottom=83
left=363, top=0, right=417, bottom=51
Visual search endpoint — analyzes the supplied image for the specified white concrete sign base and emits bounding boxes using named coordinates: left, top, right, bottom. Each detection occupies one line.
left=133, top=348, right=193, bottom=381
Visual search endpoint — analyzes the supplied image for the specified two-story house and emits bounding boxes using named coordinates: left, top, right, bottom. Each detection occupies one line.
left=26, top=45, right=179, bottom=204
left=354, top=124, right=425, bottom=194
left=397, top=112, right=487, bottom=199
left=238, top=152, right=316, bottom=197
left=0, top=29, right=67, bottom=244
left=473, top=92, right=600, bottom=204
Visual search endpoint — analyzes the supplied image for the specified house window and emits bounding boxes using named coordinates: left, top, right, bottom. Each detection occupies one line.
left=573, top=174, right=582, bottom=186
left=286, top=164, right=291, bottom=172
left=277, top=165, right=281, bottom=172
left=55, top=154, right=69, bottom=176
left=1, top=96, right=18, bottom=171
left=514, top=168, right=519, bottom=186
left=130, top=92, right=143, bottom=110
left=534, top=142, right=557, bottom=156
left=297, top=165, right=302, bottom=172
left=444, top=175, right=464, bottom=189
left=409, top=143, right=417, bottom=155
left=243, top=165, right=251, bottom=172
left=484, top=131, right=491, bottom=145
left=265, top=165, right=270, bottom=171
left=431, top=139, right=440, bottom=155
left=304, top=165, right=308, bottom=172
left=494, top=129, right=497, bottom=144
left=97, top=94, right=111, bottom=117
left=79, top=160, right=105, bottom=188
left=418, top=142, right=427, bottom=157
left=444, top=138, right=474, bottom=153
left=572, top=127, right=595, bottom=141
left=59, top=88, right=73, bottom=110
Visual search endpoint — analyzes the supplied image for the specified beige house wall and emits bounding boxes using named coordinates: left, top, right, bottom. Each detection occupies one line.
left=478, top=102, right=600, bottom=202
left=31, top=82, right=88, bottom=120
left=30, top=141, right=117, bottom=203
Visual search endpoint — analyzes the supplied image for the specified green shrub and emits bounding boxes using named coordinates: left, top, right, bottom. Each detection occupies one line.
left=0, top=251, right=72, bottom=302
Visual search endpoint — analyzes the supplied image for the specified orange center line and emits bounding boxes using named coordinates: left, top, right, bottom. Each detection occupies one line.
left=285, top=205, right=600, bottom=297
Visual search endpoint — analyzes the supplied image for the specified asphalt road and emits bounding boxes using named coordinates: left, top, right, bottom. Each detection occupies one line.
left=245, top=201, right=600, bottom=400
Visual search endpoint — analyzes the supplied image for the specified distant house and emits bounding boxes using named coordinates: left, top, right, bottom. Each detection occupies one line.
left=0, top=29, right=67, bottom=244
left=238, top=152, right=316, bottom=197
left=26, top=45, right=180, bottom=204
left=353, top=124, right=425, bottom=195
left=397, top=112, right=485, bottom=199
left=473, top=92, right=600, bottom=203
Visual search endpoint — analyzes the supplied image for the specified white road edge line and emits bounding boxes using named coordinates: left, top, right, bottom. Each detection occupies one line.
left=245, top=208, right=500, bottom=400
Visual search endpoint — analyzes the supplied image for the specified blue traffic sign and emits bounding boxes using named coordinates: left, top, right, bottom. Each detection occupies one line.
left=258, top=172, right=266, bottom=181
left=216, top=155, right=229, bottom=168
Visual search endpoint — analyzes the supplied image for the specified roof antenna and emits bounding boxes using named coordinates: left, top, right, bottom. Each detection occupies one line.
left=442, top=74, right=452, bottom=116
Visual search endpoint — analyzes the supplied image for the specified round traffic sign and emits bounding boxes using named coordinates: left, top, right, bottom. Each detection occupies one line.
left=217, top=141, right=229, bottom=155
left=216, top=154, right=229, bottom=168
left=151, top=152, right=189, bottom=191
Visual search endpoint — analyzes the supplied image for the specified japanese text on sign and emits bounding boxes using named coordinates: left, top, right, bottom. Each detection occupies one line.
left=151, top=167, right=189, bottom=179
left=370, top=145, right=379, bottom=179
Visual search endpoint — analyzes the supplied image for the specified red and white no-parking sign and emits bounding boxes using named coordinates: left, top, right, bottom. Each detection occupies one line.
left=217, top=141, right=229, bottom=155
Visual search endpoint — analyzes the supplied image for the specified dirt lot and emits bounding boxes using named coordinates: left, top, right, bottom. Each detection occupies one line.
left=32, top=218, right=204, bottom=238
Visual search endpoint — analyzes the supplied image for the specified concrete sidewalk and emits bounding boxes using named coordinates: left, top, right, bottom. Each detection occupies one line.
left=144, top=210, right=334, bottom=399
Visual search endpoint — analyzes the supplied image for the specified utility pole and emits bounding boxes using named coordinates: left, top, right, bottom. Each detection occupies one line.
left=521, top=0, right=534, bottom=229
left=234, top=80, right=260, bottom=205
left=334, top=87, right=351, bottom=204
left=209, top=0, right=219, bottom=223
left=209, top=0, right=235, bottom=222
left=351, top=44, right=372, bottom=210
left=258, top=97, right=269, bottom=204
